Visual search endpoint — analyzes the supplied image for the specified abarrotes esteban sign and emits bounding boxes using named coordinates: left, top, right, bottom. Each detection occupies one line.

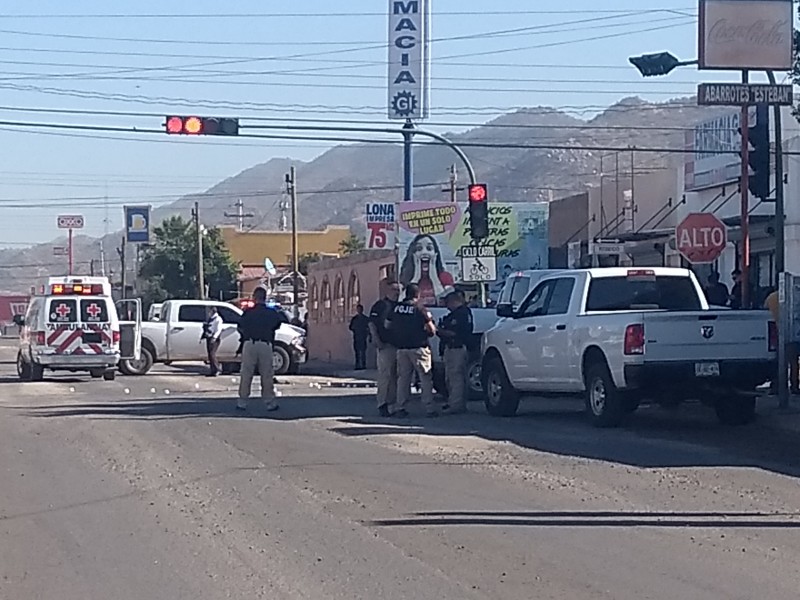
left=388, top=0, right=430, bottom=120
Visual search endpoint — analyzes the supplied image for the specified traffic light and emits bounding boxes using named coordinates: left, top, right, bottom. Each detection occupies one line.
left=747, top=104, right=770, bottom=200
left=164, top=116, right=240, bottom=136
left=468, top=183, right=489, bottom=240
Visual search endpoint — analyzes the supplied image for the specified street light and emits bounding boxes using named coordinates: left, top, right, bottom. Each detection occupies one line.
left=628, top=52, right=697, bottom=77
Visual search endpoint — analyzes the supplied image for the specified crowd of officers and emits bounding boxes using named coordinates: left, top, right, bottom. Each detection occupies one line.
left=368, top=278, right=474, bottom=418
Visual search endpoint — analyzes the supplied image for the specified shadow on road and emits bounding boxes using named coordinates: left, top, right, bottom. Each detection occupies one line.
left=19, top=391, right=800, bottom=480
left=370, top=510, right=800, bottom=529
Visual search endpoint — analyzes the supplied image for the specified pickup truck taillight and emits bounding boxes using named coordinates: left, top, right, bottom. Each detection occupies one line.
left=113, top=330, right=121, bottom=345
left=768, top=321, right=778, bottom=352
left=35, top=332, right=46, bottom=345
left=624, top=324, right=645, bottom=355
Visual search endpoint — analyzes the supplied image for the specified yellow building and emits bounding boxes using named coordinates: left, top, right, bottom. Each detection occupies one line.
left=219, top=225, right=351, bottom=295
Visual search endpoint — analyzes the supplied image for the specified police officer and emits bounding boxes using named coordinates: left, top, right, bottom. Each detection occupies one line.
left=438, top=290, right=473, bottom=414
left=386, top=283, right=438, bottom=417
left=369, top=278, right=401, bottom=417
left=236, top=287, right=283, bottom=412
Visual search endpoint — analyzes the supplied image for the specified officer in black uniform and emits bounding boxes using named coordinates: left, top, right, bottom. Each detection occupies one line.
left=437, top=290, right=474, bottom=414
left=386, top=283, right=438, bottom=417
left=236, top=287, right=283, bottom=412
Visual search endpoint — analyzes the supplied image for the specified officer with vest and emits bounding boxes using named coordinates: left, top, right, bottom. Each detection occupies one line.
left=386, top=283, right=438, bottom=417
left=438, top=290, right=474, bottom=414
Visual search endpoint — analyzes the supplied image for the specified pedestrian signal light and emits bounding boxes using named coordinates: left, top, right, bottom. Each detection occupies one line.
left=164, top=116, right=240, bottom=136
left=468, top=183, right=489, bottom=240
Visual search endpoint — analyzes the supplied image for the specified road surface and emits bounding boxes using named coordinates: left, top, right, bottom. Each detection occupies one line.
left=1, top=342, right=800, bottom=599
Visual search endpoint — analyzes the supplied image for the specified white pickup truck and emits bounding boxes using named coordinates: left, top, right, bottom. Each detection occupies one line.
left=481, top=267, right=776, bottom=427
left=119, top=299, right=307, bottom=376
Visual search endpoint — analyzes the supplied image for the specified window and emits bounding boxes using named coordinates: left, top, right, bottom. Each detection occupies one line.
left=546, top=278, right=575, bottom=316
left=498, top=276, right=531, bottom=308
left=585, top=276, right=702, bottom=312
left=333, top=274, right=345, bottom=322
left=217, top=306, right=240, bottom=324
left=80, top=300, right=109, bottom=323
left=520, top=281, right=554, bottom=318
left=321, top=277, right=332, bottom=324
left=347, top=271, right=360, bottom=315
left=48, top=299, right=77, bottom=323
left=177, top=305, right=208, bottom=323
left=309, top=280, right=319, bottom=322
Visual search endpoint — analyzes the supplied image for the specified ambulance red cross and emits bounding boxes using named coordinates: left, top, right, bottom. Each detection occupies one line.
left=14, top=276, right=141, bottom=382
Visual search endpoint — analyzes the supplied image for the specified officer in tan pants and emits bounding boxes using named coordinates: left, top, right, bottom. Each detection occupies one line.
left=236, top=287, right=283, bottom=412
left=386, top=283, right=438, bottom=417
left=438, top=290, right=474, bottom=414
left=369, top=279, right=401, bottom=417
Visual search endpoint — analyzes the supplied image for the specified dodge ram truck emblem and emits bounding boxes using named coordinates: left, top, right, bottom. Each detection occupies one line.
left=701, top=325, right=715, bottom=339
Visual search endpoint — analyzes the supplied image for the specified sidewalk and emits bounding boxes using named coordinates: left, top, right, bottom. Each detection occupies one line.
left=291, top=359, right=377, bottom=388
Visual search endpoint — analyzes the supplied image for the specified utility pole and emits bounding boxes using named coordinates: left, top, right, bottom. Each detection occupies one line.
left=225, top=198, right=254, bottom=232
left=285, top=167, right=300, bottom=320
left=192, top=202, right=205, bottom=299
left=117, top=237, right=126, bottom=300
left=403, top=120, right=415, bottom=202
left=442, top=164, right=464, bottom=202
left=740, top=70, right=751, bottom=310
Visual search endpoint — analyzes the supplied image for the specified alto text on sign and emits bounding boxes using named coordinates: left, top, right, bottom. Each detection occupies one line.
left=698, top=83, right=793, bottom=106
left=676, top=212, right=728, bottom=264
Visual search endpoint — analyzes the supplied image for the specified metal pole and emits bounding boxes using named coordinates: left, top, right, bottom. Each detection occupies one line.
left=630, top=147, right=636, bottom=231
left=119, top=237, right=127, bottom=300
left=289, top=166, right=300, bottom=321
left=403, top=120, right=415, bottom=202
left=740, top=70, right=751, bottom=309
left=68, top=228, right=73, bottom=275
left=615, top=153, right=620, bottom=236
left=194, top=201, right=205, bottom=299
left=766, top=71, right=788, bottom=408
left=449, top=164, right=457, bottom=203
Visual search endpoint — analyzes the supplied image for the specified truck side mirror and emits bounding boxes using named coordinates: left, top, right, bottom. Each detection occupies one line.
left=496, top=303, right=515, bottom=319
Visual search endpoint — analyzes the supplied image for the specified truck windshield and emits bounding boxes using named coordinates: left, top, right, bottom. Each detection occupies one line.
left=585, top=276, right=702, bottom=312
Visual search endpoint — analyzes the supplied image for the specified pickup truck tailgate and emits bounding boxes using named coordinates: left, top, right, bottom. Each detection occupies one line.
left=642, top=310, right=772, bottom=362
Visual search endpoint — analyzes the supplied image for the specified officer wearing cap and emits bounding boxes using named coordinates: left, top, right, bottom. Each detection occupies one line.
left=437, top=290, right=473, bottom=414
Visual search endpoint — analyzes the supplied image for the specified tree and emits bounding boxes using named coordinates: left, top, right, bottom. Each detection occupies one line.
left=298, top=252, right=322, bottom=276
left=138, top=215, right=239, bottom=304
left=339, top=233, right=365, bottom=256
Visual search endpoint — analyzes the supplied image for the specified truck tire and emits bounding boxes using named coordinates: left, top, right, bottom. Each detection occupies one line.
left=714, top=393, right=756, bottom=426
left=17, top=352, right=31, bottom=381
left=103, top=370, right=116, bottom=382
left=585, top=361, right=627, bottom=428
left=434, top=358, right=483, bottom=400
left=90, top=369, right=103, bottom=379
left=119, top=346, right=154, bottom=376
left=30, top=362, right=44, bottom=382
left=482, top=357, right=520, bottom=417
left=273, top=344, right=291, bottom=376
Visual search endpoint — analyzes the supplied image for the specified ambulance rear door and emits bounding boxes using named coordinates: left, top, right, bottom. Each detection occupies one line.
left=115, top=299, right=142, bottom=361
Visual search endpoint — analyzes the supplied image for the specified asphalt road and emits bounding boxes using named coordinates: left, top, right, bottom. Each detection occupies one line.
left=2, top=342, right=800, bottom=599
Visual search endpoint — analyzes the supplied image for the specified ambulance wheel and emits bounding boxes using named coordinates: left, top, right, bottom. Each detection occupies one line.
left=17, top=352, right=31, bottom=381
left=90, top=369, right=103, bottom=379
left=30, top=363, right=44, bottom=382
left=103, top=370, right=116, bottom=382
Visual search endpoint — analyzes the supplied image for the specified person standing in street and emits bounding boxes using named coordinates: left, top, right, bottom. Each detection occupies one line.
left=202, top=306, right=224, bottom=377
left=369, top=279, right=401, bottom=417
left=765, top=288, right=800, bottom=394
left=236, top=287, right=283, bottom=412
left=704, top=272, right=729, bottom=307
left=349, top=304, right=370, bottom=370
left=437, top=291, right=474, bottom=414
left=387, top=283, right=438, bottom=418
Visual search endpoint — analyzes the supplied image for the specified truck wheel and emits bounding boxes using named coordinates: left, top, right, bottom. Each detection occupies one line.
left=90, top=369, right=103, bottom=379
left=30, top=363, right=44, bottom=382
left=467, top=358, right=483, bottom=400
left=17, top=352, right=31, bottom=381
left=482, top=357, right=520, bottom=417
left=714, top=393, right=756, bottom=426
left=103, top=370, right=116, bottom=382
left=272, top=344, right=291, bottom=376
left=119, top=347, right=154, bottom=376
left=585, top=362, right=627, bottom=428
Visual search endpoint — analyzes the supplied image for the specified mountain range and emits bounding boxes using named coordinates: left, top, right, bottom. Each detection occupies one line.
left=0, top=96, right=727, bottom=293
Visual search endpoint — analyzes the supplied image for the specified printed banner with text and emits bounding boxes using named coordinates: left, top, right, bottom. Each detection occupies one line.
left=396, top=202, right=549, bottom=306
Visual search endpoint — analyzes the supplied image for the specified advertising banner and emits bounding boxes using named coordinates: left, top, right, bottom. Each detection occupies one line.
left=364, top=202, right=397, bottom=250
left=125, top=206, right=151, bottom=244
left=396, top=202, right=549, bottom=306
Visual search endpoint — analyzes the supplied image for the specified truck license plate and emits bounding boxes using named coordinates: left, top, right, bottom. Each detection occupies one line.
left=695, top=362, right=720, bottom=377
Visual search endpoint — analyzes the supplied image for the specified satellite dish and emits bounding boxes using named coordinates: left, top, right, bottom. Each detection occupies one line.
left=264, top=257, right=277, bottom=277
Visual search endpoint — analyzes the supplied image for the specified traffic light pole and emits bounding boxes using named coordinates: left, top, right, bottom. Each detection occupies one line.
left=403, top=121, right=415, bottom=202
left=193, top=202, right=205, bottom=300
left=740, top=70, right=751, bottom=310
left=286, top=167, right=300, bottom=321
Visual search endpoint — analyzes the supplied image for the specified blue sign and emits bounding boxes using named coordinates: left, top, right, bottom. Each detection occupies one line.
left=125, top=206, right=151, bottom=244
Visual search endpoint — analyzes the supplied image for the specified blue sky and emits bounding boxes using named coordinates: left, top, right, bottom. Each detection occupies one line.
left=0, top=0, right=777, bottom=246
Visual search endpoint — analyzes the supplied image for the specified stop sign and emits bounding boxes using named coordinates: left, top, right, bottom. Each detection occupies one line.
left=675, top=212, right=727, bottom=264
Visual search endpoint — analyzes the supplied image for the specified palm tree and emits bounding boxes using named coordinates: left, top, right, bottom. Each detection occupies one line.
left=339, top=233, right=365, bottom=256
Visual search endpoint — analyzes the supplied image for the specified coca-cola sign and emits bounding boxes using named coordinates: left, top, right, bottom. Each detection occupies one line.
left=699, top=0, right=793, bottom=70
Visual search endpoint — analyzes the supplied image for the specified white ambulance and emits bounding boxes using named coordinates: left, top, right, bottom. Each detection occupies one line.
left=14, top=276, right=141, bottom=381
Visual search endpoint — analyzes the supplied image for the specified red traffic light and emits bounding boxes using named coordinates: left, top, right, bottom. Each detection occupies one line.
left=166, top=116, right=185, bottom=134
left=164, top=116, right=240, bottom=136
left=468, top=183, right=488, bottom=203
